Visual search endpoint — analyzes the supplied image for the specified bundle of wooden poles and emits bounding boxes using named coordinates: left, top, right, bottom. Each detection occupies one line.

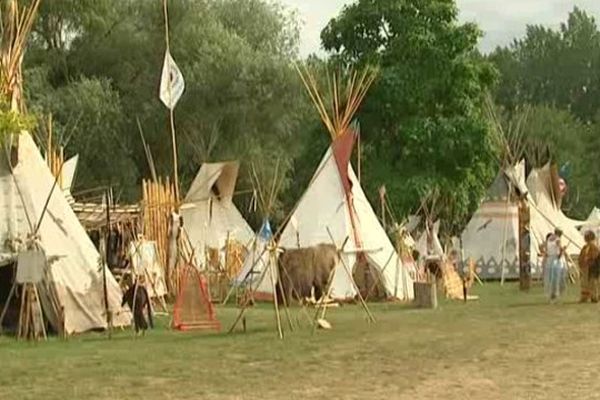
left=142, top=177, right=177, bottom=294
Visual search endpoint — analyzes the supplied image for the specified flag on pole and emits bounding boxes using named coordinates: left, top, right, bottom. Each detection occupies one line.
left=159, top=50, right=185, bottom=110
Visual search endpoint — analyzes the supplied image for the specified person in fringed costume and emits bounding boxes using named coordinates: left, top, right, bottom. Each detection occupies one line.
left=544, top=229, right=567, bottom=302
left=579, top=231, right=600, bottom=303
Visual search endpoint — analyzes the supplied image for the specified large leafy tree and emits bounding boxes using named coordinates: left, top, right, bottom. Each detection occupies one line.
left=320, top=0, right=498, bottom=232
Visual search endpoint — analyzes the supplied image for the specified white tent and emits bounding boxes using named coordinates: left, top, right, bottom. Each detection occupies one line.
left=526, top=164, right=584, bottom=269
left=586, top=208, right=600, bottom=226
left=416, top=220, right=445, bottom=262
left=234, top=219, right=275, bottom=300
left=0, top=133, right=130, bottom=334
left=279, top=132, right=414, bottom=301
left=461, top=163, right=525, bottom=279
left=180, top=161, right=254, bottom=263
left=128, top=240, right=168, bottom=299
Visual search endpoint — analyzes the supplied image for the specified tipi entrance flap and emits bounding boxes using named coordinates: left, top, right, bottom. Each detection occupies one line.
left=332, top=129, right=356, bottom=194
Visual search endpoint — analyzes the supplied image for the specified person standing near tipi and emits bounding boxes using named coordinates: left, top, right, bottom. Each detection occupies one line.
left=578, top=231, right=600, bottom=303
left=544, top=229, right=567, bottom=302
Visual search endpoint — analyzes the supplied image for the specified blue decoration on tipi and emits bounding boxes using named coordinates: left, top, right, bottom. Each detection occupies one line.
left=258, top=219, right=272, bottom=240
left=559, top=162, right=571, bottom=180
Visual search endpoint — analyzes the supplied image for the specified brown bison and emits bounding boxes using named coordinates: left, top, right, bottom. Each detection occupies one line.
left=277, top=244, right=339, bottom=305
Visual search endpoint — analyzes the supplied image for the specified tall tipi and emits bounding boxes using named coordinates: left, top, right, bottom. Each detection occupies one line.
left=279, top=67, right=414, bottom=301
left=180, top=161, right=254, bottom=262
left=0, top=133, right=130, bottom=334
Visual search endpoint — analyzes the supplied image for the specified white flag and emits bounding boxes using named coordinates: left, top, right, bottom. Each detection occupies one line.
left=159, top=50, right=185, bottom=110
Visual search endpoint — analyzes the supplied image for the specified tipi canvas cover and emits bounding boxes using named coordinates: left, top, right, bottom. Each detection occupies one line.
left=279, top=131, right=413, bottom=301
left=461, top=162, right=526, bottom=279
left=0, top=133, right=129, bottom=334
left=578, top=208, right=600, bottom=238
left=181, top=161, right=254, bottom=262
left=526, top=164, right=584, bottom=270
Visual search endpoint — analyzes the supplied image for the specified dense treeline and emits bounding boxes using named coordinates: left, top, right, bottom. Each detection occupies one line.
left=21, top=0, right=600, bottom=233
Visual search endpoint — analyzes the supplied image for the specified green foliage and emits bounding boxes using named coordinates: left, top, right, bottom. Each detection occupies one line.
left=0, top=102, right=35, bottom=142
left=321, top=0, right=498, bottom=233
left=490, top=7, right=600, bottom=122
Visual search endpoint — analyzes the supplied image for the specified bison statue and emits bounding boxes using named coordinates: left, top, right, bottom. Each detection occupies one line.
left=277, top=243, right=339, bottom=305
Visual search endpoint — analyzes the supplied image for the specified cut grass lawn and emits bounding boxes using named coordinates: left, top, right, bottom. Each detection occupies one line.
left=1, top=282, right=600, bottom=400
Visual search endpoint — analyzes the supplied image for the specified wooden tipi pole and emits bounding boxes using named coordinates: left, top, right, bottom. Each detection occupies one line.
left=162, top=0, right=180, bottom=203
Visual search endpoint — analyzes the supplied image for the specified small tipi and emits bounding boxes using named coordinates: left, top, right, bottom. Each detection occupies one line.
left=180, top=161, right=254, bottom=263
left=279, top=66, right=413, bottom=301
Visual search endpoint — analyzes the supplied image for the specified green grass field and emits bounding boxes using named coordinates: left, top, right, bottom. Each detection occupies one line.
left=1, top=282, right=599, bottom=400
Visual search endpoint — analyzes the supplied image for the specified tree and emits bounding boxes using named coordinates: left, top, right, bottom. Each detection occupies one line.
left=490, top=7, right=600, bottom=122
left=321, top=0, right=498, bottom=232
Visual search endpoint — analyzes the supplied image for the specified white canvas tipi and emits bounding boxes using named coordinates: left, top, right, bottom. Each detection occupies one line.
left=0, top=133, right=130, bottom=334
left=461, top=161, right=527, bottom=279
left=180, top=161, right=254, bottom=262
left=279, top=130, right=414, bottom=300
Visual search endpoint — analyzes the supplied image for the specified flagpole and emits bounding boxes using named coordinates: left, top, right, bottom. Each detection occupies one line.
left=163, top=0, right=180, bottom=204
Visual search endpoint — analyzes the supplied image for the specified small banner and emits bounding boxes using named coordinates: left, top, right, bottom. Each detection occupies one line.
left=159, top=50, right=185, bottom=110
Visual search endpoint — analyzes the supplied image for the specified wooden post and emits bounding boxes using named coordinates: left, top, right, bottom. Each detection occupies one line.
left=103, top=189, right=113, bottom=339
left=413, top=282, right=438, bottom=308
left=268, top=243, right=283, bottom=339
left=519, top=198, right=531, bottom=291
